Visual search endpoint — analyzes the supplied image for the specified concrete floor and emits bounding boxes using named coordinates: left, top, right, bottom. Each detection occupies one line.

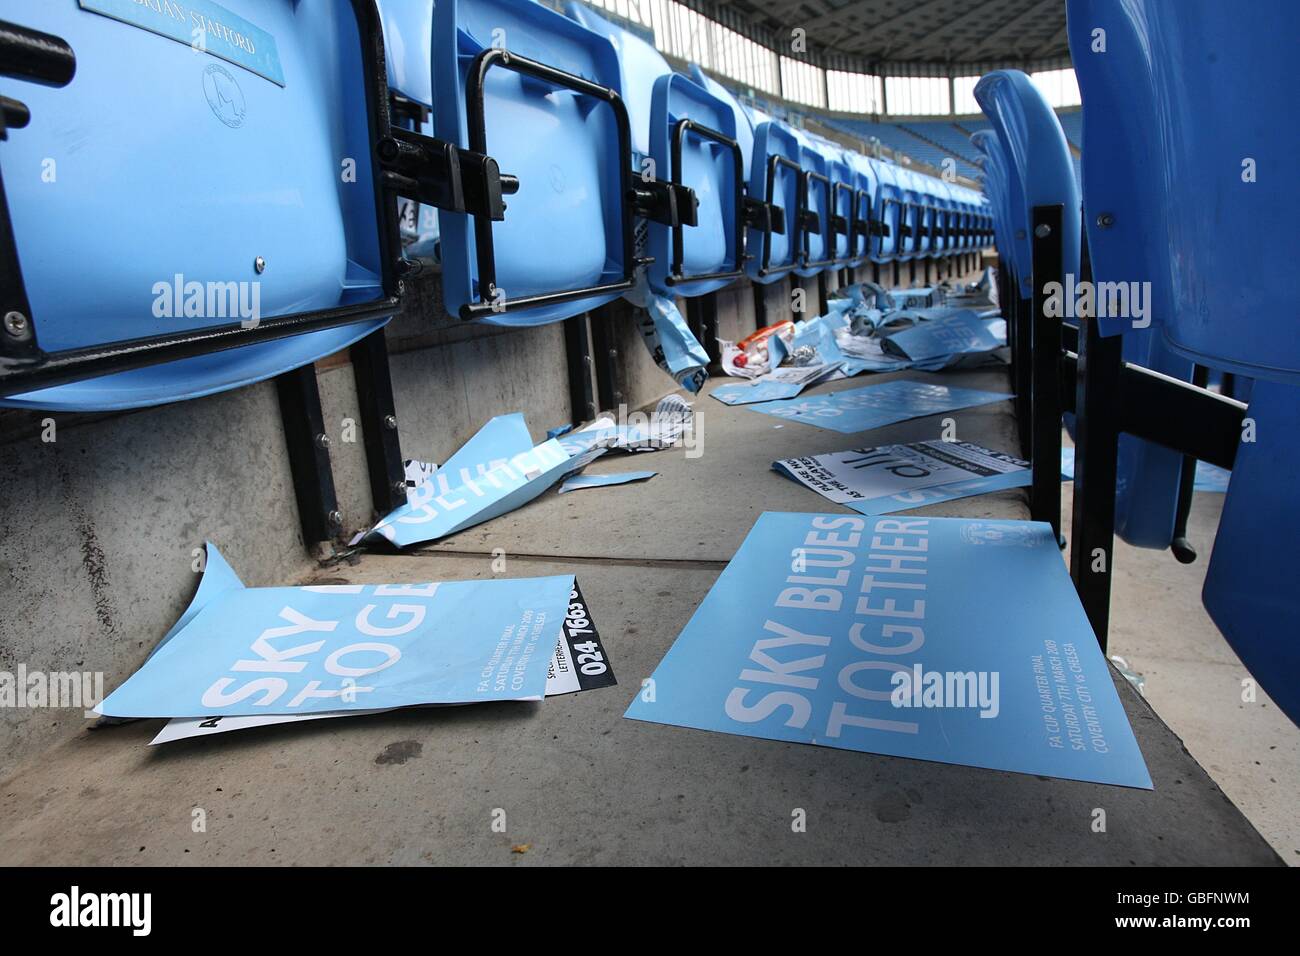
left=0, top=354, right=1285, bottom=865
left=1060, top=460, right=1299, bottom=865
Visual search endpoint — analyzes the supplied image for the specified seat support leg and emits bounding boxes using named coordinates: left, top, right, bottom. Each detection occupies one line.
left=276, top=363, right=340, bottom=555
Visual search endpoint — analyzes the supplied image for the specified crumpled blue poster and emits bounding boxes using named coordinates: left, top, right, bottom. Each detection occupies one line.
left=883, top=310, right=1006, bottom=363
left=559, top=470, right=657, bottom=493
left=97, top=545, right=573, bottom=718
left=741, top=380, right=1013, bottom=433
left=369, top=414, right=601, bottom=548
left=710, top=363, right=841, bottom=405
left=636, top=294, right=710, bottom=394
left=625, top=512, right=1152, bottom=788
left=146, top=572, right=617, bottom=742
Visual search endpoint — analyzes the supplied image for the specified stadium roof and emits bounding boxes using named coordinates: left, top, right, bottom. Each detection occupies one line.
left=710, top=0, right=1071, bottom=69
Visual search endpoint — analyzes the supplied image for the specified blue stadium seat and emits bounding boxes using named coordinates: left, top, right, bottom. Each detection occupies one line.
left=821, top=141, right=855, bottom=267
left=745, top=119, right=803, bottom=283
left=0, top=1, right=397, bottom=411
left=897, top=168, right=930, bottom=261
left=971, top=131, right=1011, bottom=262
left=869, top=158, right=907, bottom=264
left=431, top=0, right=634, bottom=326
left=1067, top=0, right=1299, bottom=383
left=976, top=70, right=1079, bottom=295
left=688, top=65, right=753, bottom=183
left=1202, top=380, right=1300, bottom=724
left=792, top=129, right=831, bottom=276
left=845, top=151, right=878, bottom=268
left=567, top=4, right=742, bottom=298
left=934, top=180, right=957, bottom=257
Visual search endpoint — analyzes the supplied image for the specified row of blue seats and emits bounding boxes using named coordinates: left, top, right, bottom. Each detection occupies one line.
left=0, top=0, right=992, bottom=413
left=828, top=117, right=982, bottom=180
left=971, top=0, right=1297, bottom=723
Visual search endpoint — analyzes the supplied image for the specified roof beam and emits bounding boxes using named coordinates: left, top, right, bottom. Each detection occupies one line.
left=966, top=0, right=1057, bottom=60
left=1030, top=22, right=1070, bottom=58
left=884, top=0, right=1012, bottom=61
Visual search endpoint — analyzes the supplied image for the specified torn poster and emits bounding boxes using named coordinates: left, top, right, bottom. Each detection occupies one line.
left=711, top=363, right=841, bottom=405
left=557, top=396, right=694, bottom=455
left=774, top=440, right=1031, bottom=515
left=740, top=379, right=1013, bottom=433
left=882, top=310, right=1006, bottom=363
left=559, top=470, right=657, bottom=493
left=369, top=413, right=600, bottom=548
left=625, top=512, right=1152, bottom=789
left=150, top=582, right=616, bottom=743
left=634, top=292, right=710, bottom=394
left=889, top=287, right=939, bottom=309
left=97, top=543, right=573, bottom=718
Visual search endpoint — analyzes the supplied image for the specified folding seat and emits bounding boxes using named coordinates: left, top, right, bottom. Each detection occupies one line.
left=1050, top=7, right=1218, bottom=551
left=744, top=118, right=803, bottom=283
left=908, top=171, right=936, bottom=261
left=970, top=133, right=1011, bottom=268
left=976, top=69, right=1081, bottom=535
left=868, top=158, right=907, bottom=266
left=822, top=143, right=856, bottom=269
left=844, top=152, right=879, bottom=270
left=932, top=180, right=955, bottom=259
left=892, top=168, right=922, bottom=263
left=689, top=65, right=754, bottom=184
left=1066, top=0, right=1299, bottom=718
left=566, top=4, right=741, bottom=299
left=1066, top=0, right=1299, bottom=383
left=1202, top=380, right=1300, bottom=723
left=430, top=0, right=660, bottom=326
left=792, top=129, right=832, bottom=277
left=0, top=1, right=403, bottom=411
left=376, top=0, right=440, bottom=259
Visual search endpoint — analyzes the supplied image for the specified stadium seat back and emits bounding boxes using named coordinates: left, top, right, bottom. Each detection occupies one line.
left=869, top=158, right=905, bottom=264
left=845, top=151, right=877, bottom=268
left=690, top=64, right=754, bottom=183
left=567, top=4, right=739, bottom=298
left=432, top=0, right=629, bottom=326
left=975, top=69, right=1080, bottom=296
left=1067, top=0, right=1300, bottom=381
left=0, top=0, right=394, bottom=411
left=745, top=120, right=802, bottom=283
left=1203, top=380, right=1300, bottom=725
left=793, top=130, right=830, bottom=276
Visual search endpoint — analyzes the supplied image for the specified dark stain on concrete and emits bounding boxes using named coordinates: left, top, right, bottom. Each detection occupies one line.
left=56, top=457, right=118, bottom=639
left=873, top=790, right=913, bottom=824
left=375, top=740, right=423, bottom=765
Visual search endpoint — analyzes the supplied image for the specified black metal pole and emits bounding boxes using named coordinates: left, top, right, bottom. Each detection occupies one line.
left=1068, top=229, right=1123, bottom=648
left=1029, top=204, right=1063, bottom=542
left=276, top=363, right=340, bottom=553
left=563, top=315, right=597, bottom=425
left=588, top=303, right=621, bottom=413
left=349, top=326, right=406, bottom=518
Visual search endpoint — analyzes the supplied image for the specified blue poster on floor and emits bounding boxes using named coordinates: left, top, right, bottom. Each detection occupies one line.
left=625, top=512, right=1152, bottom=788
left=743, top=379, right=1012, bottom=433
left=883, top=311, right=1005, bottom=363
left=98, top=545, right=573, bottom=718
